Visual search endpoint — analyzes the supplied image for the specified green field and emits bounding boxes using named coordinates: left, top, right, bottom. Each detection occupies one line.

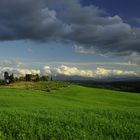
left=0, top=82, right=140, bottom=140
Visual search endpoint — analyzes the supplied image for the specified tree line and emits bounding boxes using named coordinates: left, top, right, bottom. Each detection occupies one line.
left=0, top=72, right=51, bottom=84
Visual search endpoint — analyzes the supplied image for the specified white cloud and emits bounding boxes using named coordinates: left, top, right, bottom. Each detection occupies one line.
left=0, top=65, right=138, bottom=80
left=43, top=65, right=51, bottom=75
left=95, top=68, right=137, bottom=78
left=55, top=65, right=138, bottom=78
left=17, top=69, right=40, bottom=77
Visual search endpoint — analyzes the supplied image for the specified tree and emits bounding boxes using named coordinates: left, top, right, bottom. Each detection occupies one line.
left=50, top=75, right=53, bottom=81
left=26, top=74, right=32, bottom=81
left=4, top=72, right=10, bottom=84
left=34, top=74, right=40, bottom=82
left=40, top=75, right=49, bottom=81
left=9, top=74, right=15, bottom=83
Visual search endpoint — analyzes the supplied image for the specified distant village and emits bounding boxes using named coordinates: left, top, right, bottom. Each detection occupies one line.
left=2, top=71, right=52, bottom=84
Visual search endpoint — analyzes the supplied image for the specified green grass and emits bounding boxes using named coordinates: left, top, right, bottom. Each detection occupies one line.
left=0, top=82, right=140, bottom=140
left=1, top=81, right=70, bottom=91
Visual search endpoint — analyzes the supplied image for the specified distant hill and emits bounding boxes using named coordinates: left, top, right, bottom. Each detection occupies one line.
left=70, top=80, right=140, bottom=93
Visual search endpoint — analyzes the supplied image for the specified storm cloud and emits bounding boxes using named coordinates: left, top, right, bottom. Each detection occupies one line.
left=0, top=0, right=140, bottom=57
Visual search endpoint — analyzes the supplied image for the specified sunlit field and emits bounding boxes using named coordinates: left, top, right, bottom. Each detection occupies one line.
left=0, top=82, right=140, bottom=140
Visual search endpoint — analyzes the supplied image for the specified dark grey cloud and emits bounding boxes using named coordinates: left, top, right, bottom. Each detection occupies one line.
left=0, top=0, right=140, bottom=58
left=0, top=0, right=66, bottom=41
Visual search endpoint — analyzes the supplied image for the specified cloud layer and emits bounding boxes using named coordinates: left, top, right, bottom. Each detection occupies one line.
left=55, top=65, right=138, bottom=78
left=0, top=0, right=140, bottom=58
left=0, top=65, right=138, bottom=79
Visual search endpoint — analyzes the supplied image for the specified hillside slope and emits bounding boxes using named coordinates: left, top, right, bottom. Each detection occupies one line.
left=0, top=85, right=140, bottom=140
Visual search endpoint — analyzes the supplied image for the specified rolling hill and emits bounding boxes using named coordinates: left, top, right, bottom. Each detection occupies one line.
left=0, top=82, right=140, bottom=140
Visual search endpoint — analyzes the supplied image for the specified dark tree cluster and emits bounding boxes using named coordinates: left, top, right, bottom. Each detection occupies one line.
left=3, top=72, right=50, bottom=84
left=4, top=72, right=14, bottom=84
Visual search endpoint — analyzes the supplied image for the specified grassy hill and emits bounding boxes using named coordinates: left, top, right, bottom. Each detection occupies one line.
left=0, top=82, right=140, bottom=140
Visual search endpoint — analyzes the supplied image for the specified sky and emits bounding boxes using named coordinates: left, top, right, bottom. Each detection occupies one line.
left=0, top=0, right=140, bottom=79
